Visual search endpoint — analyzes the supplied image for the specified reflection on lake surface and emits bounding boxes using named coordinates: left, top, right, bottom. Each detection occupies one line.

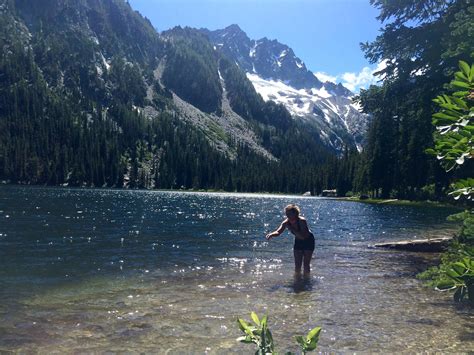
left=0, top=186, right=472, bottom=352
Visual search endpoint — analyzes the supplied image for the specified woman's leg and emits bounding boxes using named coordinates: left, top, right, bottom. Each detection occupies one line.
left=293, top=249, right=303, bottom=274
left=303, top=250, right=313, bottom=274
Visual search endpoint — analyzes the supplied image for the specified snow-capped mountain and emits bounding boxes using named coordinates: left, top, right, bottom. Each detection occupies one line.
left=204, top=24, right=368, bottom=151
left=205, top=24, right=322, bottom=89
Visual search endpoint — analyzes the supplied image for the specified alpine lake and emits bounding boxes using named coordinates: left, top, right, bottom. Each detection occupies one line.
left=0, top=186, right=472, bottom=353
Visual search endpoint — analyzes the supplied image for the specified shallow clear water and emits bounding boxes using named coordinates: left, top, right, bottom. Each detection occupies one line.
left=0, top=186, right=472, bottom=353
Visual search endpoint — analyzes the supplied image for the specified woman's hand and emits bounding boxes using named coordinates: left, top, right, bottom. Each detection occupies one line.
left=266, top=223, right=285, bottom=240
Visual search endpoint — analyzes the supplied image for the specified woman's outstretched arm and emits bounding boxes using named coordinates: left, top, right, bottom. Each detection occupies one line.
left=265, top=220, right=287, bottom=240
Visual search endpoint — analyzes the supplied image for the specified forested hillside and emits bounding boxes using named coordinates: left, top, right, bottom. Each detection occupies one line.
left=0, top=0, right=342, bottom=193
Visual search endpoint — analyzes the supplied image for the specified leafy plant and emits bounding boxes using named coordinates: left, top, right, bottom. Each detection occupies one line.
left=449, top=179, right=474, bottom=201
left=424, top=61, right=474, bottom=304
left=427, top=61, right=474, bottom=174
left=236, top=312, right=321, bottom=354
left=448, top=210, right=474, bottom=244
left=294, top=326, right=322, bottom=354
left=237, top=312, right=274, bottom=355
left=435, top=250, right=474, bottom=303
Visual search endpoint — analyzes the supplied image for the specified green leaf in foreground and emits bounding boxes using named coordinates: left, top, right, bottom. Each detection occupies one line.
left=236, top=312, right=321, bottom=353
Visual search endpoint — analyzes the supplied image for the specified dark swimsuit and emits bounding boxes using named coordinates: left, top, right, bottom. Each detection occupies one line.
left=294, top=233, right=315, bottom=251
left=288, top=220, right=315, bottom=251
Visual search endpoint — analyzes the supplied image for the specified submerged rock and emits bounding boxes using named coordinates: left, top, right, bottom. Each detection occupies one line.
left=371, top=237, right=453, bottom=252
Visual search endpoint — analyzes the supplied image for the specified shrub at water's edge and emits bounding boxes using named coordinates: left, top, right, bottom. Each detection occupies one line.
left=419, top=61, right=474, bottom=305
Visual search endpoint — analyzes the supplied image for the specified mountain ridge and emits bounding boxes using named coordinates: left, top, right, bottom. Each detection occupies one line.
left=203, top=24, right=369, bottom=151
left=203, top=24, right=323, bottom=90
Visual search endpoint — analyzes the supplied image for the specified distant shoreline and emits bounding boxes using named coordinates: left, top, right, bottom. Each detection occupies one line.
left=0, top=183, right=317, bottom=198
left=337, top=196, right=463, bottom=209
left=0, top=183, right=466, bottom=208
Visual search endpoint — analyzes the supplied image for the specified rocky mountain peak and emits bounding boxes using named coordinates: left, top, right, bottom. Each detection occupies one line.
left=204, top=26, right=322, bottom=89
left=222, top=24, right=247, bottom=36
left=323, top=81, right=354, bottom=98
left=205, top=25, right=369, bottom=152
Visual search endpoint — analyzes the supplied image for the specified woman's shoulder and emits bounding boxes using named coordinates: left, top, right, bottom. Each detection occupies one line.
left=298, top=217, right=309, bottom=227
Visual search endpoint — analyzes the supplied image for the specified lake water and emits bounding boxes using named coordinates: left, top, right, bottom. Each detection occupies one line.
left=0, top=186, right=472, bottom=353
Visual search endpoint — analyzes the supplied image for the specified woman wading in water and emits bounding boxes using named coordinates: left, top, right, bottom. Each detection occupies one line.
left=266, top=204, right=315, bottom=275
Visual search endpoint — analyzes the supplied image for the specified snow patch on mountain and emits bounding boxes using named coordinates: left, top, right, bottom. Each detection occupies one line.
left=311, top=86, right=331, bottom=99
left=249, top=44, right=257, bottom=58
left=279, top=50, right=288, bottom=58
left=247, top=73, right=312, bottom=116
left=246, top=73, right=367, bottom=152
left=247, top=73, right=359, bottom=118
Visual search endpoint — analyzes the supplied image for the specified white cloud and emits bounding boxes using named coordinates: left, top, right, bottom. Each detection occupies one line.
left=313, top=61, right=387, bottom=93
left=340, top=67, right=375, bottom=92
left=340, top=61, right=387, bottom=92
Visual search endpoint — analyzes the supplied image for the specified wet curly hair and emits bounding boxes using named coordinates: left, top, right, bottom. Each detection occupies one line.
left=284, top=204, right=300, bottom=217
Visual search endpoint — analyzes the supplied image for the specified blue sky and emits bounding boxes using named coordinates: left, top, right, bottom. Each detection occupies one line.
left=129, top=0, right=384, bottom=92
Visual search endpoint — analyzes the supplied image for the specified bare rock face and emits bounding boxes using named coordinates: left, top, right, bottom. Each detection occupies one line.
left=372, top=237, right=453, bottom=252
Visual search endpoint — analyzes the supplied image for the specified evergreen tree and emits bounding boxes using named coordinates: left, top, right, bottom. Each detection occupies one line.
left=351, top=0, right=473, bottom=199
